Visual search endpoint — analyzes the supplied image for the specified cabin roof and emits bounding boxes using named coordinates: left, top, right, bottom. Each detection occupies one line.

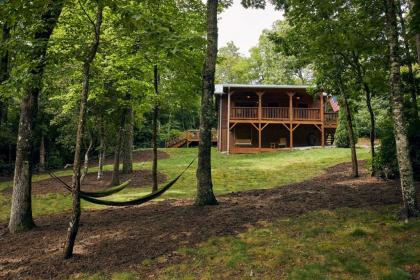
left=215, top=84, right=313, bottom=95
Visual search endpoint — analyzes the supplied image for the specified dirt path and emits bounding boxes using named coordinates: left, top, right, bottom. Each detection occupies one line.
left=0, top=162, right=417, bottom=279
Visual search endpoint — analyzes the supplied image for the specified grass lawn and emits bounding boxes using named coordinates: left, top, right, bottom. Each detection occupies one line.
left=0, top=147, right=369, bottom=222
left=76, top=206, right=420, bottom=280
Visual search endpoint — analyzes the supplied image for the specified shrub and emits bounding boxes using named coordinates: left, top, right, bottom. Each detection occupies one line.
left=334, top=110, right=359, bottom=148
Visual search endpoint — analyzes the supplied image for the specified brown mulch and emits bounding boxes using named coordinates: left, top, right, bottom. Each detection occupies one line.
left=0, top=161, right=418, bottom=280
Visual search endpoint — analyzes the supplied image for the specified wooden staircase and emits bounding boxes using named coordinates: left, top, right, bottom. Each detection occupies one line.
left=165, top=130, right=218, bottom=148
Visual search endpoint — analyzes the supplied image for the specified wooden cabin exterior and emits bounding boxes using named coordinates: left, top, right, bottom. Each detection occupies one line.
left=215, top=84, right=338, bottom=154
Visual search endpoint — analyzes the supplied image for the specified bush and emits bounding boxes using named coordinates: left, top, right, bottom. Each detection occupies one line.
left=373, top=118, right=399, bottom=178
left=334, top=110, right=359, bottom=148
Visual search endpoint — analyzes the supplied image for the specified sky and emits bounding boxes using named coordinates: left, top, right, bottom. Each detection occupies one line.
left=218, top=0, right=283, bottom=56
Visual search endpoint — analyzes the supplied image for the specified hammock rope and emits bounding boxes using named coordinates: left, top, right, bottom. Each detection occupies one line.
left=80, top=158, right=196, bottom=206
left=47, top=171, right=131, bottom=198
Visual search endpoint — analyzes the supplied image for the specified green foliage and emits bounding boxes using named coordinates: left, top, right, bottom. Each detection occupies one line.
left=373, top=118, right=399, bottom=178
left=334, top=110, right=359, bottom=148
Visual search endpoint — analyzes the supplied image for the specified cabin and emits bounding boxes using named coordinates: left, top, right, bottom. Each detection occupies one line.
left=215, top=84, right=338, bottom=154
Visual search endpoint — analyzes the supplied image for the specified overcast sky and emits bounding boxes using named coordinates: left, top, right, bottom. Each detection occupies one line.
left=218, top=1, right=283, bottom=56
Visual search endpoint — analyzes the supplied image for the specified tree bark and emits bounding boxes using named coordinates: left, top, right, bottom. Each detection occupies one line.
left=122, top=106, right=133, bottom=174
left=81, top=134, right=93, bottom=183
left=152, top=64, right=159, bottom=192
left=352, top=54, right=376, bottom=171
left=385, top=0, right=418, bottom=219
left=195, top=0, right=218, bottom=206
left=111, top=110, right=126, bottom=186
left=63, top=3, right=103, bottom=259
left=364, top=83, right=376, bottom=167
left=340, top=83, right=359, bottom=177
left=397, top=0, right=418, bottom=118
left=9, top=0, right=64, bottom=234
left=97, top=120, right=105, bottom=180
left=39, top=135, right=46, bottom=172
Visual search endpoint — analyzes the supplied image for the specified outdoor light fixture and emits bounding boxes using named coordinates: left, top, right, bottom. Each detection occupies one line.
left=246, top=95, right=251, bottom=99
left=296, top=96, right=300, bottom=100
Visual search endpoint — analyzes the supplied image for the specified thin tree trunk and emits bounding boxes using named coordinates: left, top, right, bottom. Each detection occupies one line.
left=39, top=135, right=46, bottom=172
left=97, top=120, right=105, bottom=180
left=352, top=54, right=376, bottom=172
left=111, top=110, right=126, bottom=186
left=364, top=83, right=376, bottom=167
left=397, top=0, right=418, bottom=118
left=81, top=134, right=93, bottom=183
left=385, top=0, right=418, bottom=219
left=63, top=3, right=103, bottom=259
left=196, top=0, right=218, bottom=206
left=122, top=106, right=133, bottom=174
left=9, top=0, right=64, bottom=234
left=340, top=83, right=359, bottom=177
left=152, top=64, right=159, bottom=192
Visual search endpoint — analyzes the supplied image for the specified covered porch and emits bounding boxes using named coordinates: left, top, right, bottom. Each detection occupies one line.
left=229, top=123, right=328, bottom=153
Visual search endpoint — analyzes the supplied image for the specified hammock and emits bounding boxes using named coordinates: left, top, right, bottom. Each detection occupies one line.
left=48, top=171, right=131, bottom=198
left=80, top=158, right=195, bottom=206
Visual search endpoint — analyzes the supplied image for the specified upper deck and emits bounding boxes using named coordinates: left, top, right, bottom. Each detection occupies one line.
left=216, top=84, right=338, bottom=127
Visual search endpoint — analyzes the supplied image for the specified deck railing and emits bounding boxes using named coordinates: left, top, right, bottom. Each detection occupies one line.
left=293, top=108, right=321, bottom=121
left=324, top=112, right=338, bottom=123
left=230, top=107, right=258, bottom=119
left=262, top=107, right=289, bottom=120
left=230, top=106, right=337, bottom=123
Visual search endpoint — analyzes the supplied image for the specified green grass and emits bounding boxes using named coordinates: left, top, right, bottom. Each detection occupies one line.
left=0, top=147, right=369, bottom=222
left=149, top=207, right=420, bottom=280
left=71, top=206, right=420, bottom=280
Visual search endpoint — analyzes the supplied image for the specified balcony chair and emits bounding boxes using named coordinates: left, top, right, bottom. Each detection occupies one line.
left=278, top=137, right=287, bottom=148
left=235, top=138, right=252, bottom=146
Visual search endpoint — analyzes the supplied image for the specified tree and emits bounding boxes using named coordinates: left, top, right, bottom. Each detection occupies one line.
left=384, top=0, right=418, bottom=218
left=195, top=0, right=218, bottom=206
left=8, top=0, right=65, bottom=233
left=63, top=0, right=103, bottom=259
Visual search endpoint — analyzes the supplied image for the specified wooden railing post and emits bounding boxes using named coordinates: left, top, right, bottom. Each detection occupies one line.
left=288, top=92, right=294, bottom=122
left=320, top=93, right=325, bottom=147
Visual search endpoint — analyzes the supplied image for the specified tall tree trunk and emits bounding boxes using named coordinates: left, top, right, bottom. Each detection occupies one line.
left=122, top=106, right=133, bottom=174
left=352, top=54, right=376, bottom=171
left=111, top=110, right=126, bottom=186
left=97, top=120, right=105, bottom=180
left=152, top=64, right=159, bottom=192
left=397, top=0, right=418, bottom=118
left=196, top=0, right=218, bottom=206
left=364, top=83, right=376, bottom=167
left=9, top=0, right=64, bottom=234
left=80, top=134, right=93, bottom=183
left=0, top=24, right=10, bottom=126
left=385, top=0, right=418, bottom=219
left=39, top=135, right=46, bottom=172
left=340, top=83, right=359, bottom=177
left=63, top=4, right=103, bottom=259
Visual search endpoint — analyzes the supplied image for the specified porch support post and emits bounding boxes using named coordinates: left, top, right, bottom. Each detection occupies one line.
left=258, top=123, right=262, bottom=151
left=257, top=91, right=264, bottom=121
left=320, top=92, right=325, bottom=147
left=288, top=92, right=294, bottom=150
left=290, top=123, right=293, bottom=149
left=227, top=91, right=232, bottom=154
left=288, top=92, right=295, bottom=122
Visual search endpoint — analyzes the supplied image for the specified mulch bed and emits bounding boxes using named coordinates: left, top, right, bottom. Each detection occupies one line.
left=0, top=161, right=418, bottom=280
